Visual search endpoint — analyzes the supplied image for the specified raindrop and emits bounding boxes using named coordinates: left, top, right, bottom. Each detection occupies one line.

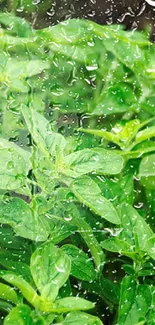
left=86, top=64, right=98, bottom=71
left=64, top=215, right=72, bottom=221
left=32, top=0, right=41, bottom=4
left=55, top=264, right=65, bottom=273
left=7, top=161, right=14, bottom=169
left=134, top=202, right=143, bottom=209
left=145, top=0, right=155, bottom=6
left=137, top=2, right=146, bottom=16
left=16, top=6, right=24, bottom=12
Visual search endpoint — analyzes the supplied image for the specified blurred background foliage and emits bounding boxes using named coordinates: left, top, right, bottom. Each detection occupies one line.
left=0, top=0, right=155, bottom=34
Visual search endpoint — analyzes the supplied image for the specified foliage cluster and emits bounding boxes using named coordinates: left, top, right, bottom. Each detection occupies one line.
left=0, top=13, right=155, bottom=324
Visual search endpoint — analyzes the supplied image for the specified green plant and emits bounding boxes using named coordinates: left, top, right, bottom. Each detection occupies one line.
left=0, top=13, right=155, bottom=325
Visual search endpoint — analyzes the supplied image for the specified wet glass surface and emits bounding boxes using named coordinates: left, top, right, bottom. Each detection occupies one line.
left=0, top=1, right=155, bottom=325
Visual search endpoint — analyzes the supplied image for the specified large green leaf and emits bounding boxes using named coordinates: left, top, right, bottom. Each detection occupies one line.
left=144, top=235, right=155, bottom=261
left=0, top=226, right=27, bottom=250
left=54, top=201, right=104, bottom=272
left=0, top=198, right=49, bottom=241
left=77, top=127, right=120, bottom=147
left=146, top=289, right=155, bottom=324
left=4, top=305, right=33, bottom=325
left=136, top=126, right=155, bottom=145
left=94, top=82, right=136, bottom=115
left=78, top=119, right=140, bottom=150
left=32, top=149, right=58, bottom=194
left=102, top=204, right=153, bottom=260
left=41, top=19, right=94, bottom=45
left=101, top=238, right=132, bottom=255
left=82, top=275, right=120, bottom=306
left=62, top=311, right=103, bottom=325
left=47, top=214, right=77, bottom=244
left=0, top=138, right=31, bottom=194
left=62, top=244, right=96, bottom=282
left=70, top=175, right=120, bottom=224
left=0, top=13, right=32, bottom=37
left=4, top=59, right=49, bottom=92
left=94, top=173, right=134, bottom=206
left=117, top=276, right=152, bottom=325
left=53, top=297, right=94, bottom=313
left=0, top=258, right=33, bottom=284
left=139, top=154, right=155, bottom=189
left=22, top=107, right=66, bottom=156
left=103, top=29, right=146, bottom=73
left=30, top=242, right=71, bottom=302
left=0, top=283, right=18, bottom=304
left=119, top=204, right=153, bottom=251
left=118, top=119, right=141, bottom=148
left=64, top=148, right=124, bottom=177
left=0, top=272, right=41, bottom=309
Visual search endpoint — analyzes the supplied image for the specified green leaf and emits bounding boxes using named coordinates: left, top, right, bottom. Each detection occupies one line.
left=77, top=128, right=120, bottom=147
left=0, top=138, right=31, bottom=194
left=93, top=83, right=136, bottom=115
left=101, top=238, right=132, bottom=254
left=4, top=59, right=49, bottom=90
left=146, top=288, right=155, bottom=324
left=99, top=276, right=120, bottom=305
left=0, top=198, right=49, bottom=241
left=1, top=16, right=155, bottom=325
left=117, top=276, right=152, bottom=325
left=144, top=235, right=155, bottom=260
left=31, top=194, right=54, bottom=215
left=118, top=119, right=141, bottom=147
left=47, top=215, right=77, bottom=244
left=58, top=280, right=72, bottom=299
left=70, top=175, right=120, bottom=224
left=0, top=300, right=13, bottom=313
left=64, top=148, right=124, bottom=177
left=103, top=29, right=146, bottom=73
left=101, top=24, right=150, bottom=46
left=136, top=126, right=155, bottom=145
left=0, top=283, right=18, bottom=304
left=53, top=297, right=94, bottom=312
left=32, top=150, right=57, bottom=194
left=0, top=272, right=41, bottom=309
left=120, top=204, right=152, bottom=249
left=0, top=13, right=32, bottom=37
left=37, top=313, right=55, bottom=325
left=22, top=107, right=66, bottom=156
left=56, top=202, right=104, bottom=272
left=94, top=173, right=134, bottom=206
left=62, top=311, right=103, bottom=325
left=78, top=120, right=141, bottom=149
left=0, top=226, right=27, bottom=250
left=101, top=203, right=153, bottom=259
left=62, top=244, right=96, bottom=282
left=83, top=276, right=120, bottom=305
left=139, top=154, right=155, bottom=189
left=40, top=19, right=93, bottom=45
left=0, top=247, right=30, bottom=267
left=30, top=242, right=71, bottom=302
left=4, top=305, right=33, bottom=325
left=0, top=259, right=33, bottom=284
left=147, top=310, right=155, bottom=325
